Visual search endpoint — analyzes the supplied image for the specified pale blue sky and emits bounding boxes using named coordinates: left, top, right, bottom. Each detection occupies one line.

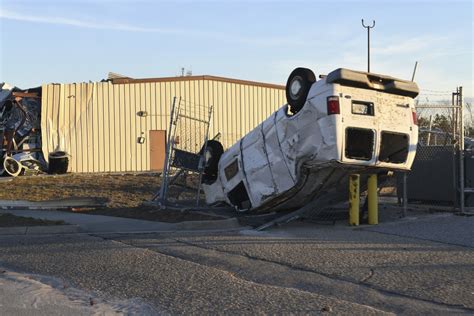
left=0, top=0, right=472, bottom=101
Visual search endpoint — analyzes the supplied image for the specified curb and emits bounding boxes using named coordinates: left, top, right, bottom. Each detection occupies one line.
left=0, top=198, right=106, bottom=211
left=175, top=218, right=241, bottom=230
left=0, top=225, right=81, bottom=236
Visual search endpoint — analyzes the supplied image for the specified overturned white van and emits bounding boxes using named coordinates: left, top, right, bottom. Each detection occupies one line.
left=202, top=68, right=419, bottom=212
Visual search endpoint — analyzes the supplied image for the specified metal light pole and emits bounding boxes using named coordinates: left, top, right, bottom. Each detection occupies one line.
left=458, top=87, right=465, bottom=214
left=361, top=19, right=375, bottom=73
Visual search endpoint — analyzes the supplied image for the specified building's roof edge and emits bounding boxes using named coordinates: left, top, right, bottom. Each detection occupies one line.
left=111, top=75, right=285, bottom=90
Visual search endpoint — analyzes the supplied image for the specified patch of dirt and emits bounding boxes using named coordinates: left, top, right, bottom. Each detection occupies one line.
left=0, top=213, right=66, bottom=227
left=0, top=173, right=225, bottom=222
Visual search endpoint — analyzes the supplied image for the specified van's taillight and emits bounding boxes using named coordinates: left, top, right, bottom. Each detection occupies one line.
left=327, top=96, right=340, bottom=115
left=412, top=110, right=418, bottom=125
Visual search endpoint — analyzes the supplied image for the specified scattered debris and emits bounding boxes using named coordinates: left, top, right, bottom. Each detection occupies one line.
left=3, top=153, right=46, bottom=177
left=0, top=83, right=70, bottom=177
left=0, top=82, right=46, bottom=177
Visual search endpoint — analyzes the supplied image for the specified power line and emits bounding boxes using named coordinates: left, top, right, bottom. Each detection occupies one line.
left=420, top=89, right=454, bottom=93
left=418, top=93, right=451, bottom=97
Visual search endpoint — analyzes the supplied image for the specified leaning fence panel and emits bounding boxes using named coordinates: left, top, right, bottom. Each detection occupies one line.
left=154, top=97, right=213, bottom=208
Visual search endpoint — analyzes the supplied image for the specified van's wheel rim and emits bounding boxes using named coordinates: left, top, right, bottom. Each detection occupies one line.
left=289, top=76, right=303, bottom=99
left=204, top=148, right=213, bottom=166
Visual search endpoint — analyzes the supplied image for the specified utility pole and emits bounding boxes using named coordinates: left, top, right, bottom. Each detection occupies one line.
left=361, top=19, right=375, bottom=73
left=458, top=87, right=465, bottom=214
left=452, top=87, right=465, bottom=213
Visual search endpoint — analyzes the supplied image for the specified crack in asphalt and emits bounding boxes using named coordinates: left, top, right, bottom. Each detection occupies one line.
left=91, top=233, right=392, bottom=314
left=360, top=268, right=375, bottom=283
left=360, top=229, right=474, bottom=249
left=94, top=233, right=473, bottom=314
left=171, top=237, right=474, bottom=313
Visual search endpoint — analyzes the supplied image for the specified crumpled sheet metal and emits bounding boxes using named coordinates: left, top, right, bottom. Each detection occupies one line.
left=1, top=83, right=41, bottom=137
left=40, top=83, right=95, bottom=169
left=203, top=97, right=339, bottom=210
left=4, top=98, right=41, bottom=137
left=3, top=152, right=46, bottom=177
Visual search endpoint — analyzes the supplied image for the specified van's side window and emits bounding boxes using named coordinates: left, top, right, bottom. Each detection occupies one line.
left=224, top=159, right=239, bottom=181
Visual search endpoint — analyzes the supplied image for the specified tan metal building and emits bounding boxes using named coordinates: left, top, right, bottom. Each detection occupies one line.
left=41, top=75, right=286, bottom=173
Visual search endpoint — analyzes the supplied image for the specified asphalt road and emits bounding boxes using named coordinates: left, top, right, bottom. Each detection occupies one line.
left=0, top=216, right=473, bottom=315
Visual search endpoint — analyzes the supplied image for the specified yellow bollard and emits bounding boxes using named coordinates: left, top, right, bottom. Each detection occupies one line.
left=349, top=174, right=360, bottom=226
left=367, top=174, right=378, bottom=225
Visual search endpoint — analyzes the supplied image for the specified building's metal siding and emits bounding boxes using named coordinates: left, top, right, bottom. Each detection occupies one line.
left=41, top=79, right=286, bottom=173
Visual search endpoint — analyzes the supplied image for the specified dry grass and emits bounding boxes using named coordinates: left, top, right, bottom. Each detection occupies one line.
left=0, top=173, right=160, bottom=208
left=0, top=173, right=222, bottom=222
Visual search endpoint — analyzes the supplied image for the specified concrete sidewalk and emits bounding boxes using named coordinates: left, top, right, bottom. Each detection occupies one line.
left=362, top=213, right=474, bottom=248
left=0, top=225, right=81, bottom=235
left=0, top=210, right=241, bottom=234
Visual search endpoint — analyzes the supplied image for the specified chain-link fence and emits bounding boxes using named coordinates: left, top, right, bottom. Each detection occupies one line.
left=173, top=98, right=213, bottom=155
left=407, top=105, right=461, bottom=209
left=402, top=87, right=469, bottom=213
left=364, top=87, right=473, bottom=219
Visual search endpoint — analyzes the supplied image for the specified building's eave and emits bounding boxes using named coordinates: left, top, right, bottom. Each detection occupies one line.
left=111, top=75, right=285, bottom=90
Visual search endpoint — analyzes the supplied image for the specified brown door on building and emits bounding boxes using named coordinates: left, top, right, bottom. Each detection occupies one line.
left=149, top=130, right=166, bottom=171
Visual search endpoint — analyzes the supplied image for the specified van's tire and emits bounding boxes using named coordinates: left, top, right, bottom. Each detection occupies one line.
left=200, top=140, right=224, bottom=184
left=48, top=151, right=69, bottom=174
left=286, top=67, right=316, bottom=114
